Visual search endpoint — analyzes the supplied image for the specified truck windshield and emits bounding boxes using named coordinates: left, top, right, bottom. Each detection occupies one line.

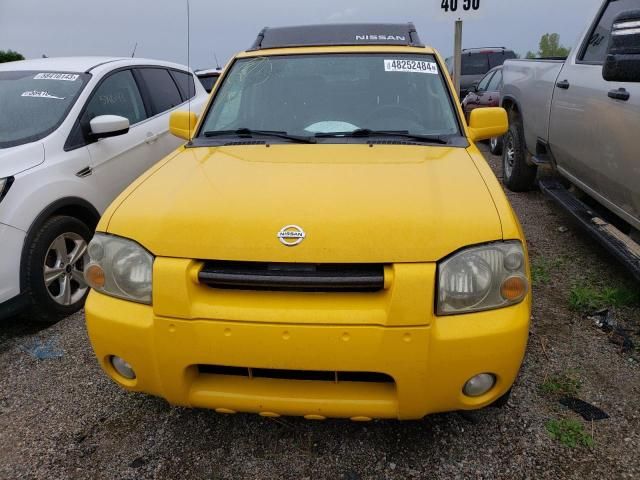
left=0, top=71, right=88, bottom=149
left=199, top=54, right=460, bottom=141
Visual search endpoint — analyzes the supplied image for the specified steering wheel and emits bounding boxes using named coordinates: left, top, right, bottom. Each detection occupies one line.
left=365, top=105, right=422, bottom=125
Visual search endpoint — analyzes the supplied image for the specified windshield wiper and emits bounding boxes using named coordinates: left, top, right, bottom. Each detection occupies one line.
left=203, top=128, right=316, bottom=144
left=315, top=129, right=448, bottom=145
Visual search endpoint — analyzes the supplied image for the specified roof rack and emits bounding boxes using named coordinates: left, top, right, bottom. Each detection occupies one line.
left=250, top=23, right=423, bottom=51
left=462, top=47, right=508, bottom=52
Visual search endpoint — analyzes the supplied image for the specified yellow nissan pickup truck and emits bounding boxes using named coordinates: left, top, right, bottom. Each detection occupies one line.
left=84, top=24, right=531, bottom=421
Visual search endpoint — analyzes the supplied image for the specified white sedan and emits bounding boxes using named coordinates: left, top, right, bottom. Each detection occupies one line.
left=0, top=57, right=208, bottom=322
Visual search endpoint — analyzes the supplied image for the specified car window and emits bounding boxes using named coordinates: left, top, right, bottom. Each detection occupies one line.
left=137, top=68, right=183, bottom=114
left=461, top=54, right=489, bottom=75
left=488, top=51, right=516, bottom=68
left=169, top=70, right=197, bottom=101
left=198, top=74, right=219, bottom=93
left=487, top=70, right=502, bottom=91
left=477, top=71, right=494, bottom=92
left=83, top=70, right=147, bottom=125
left=581, top=0, right=637, bottom=64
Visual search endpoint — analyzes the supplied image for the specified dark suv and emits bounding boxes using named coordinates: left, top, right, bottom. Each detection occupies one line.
left=446, top=47, right=516, bottom=99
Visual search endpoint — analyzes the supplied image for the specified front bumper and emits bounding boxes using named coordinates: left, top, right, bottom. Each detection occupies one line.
left=86, top=286, right=530, bottom=420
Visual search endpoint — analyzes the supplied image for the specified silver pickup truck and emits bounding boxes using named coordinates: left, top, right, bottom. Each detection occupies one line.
left=500, top=0, right=640, bottom=279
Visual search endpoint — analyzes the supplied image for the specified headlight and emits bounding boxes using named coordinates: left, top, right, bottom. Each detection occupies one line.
left=437, top=241, right=529, bottom=315
left=84, top=233, right=153, bottom=304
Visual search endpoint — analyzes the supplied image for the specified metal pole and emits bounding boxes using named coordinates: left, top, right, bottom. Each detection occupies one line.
left=453, top=19, right=463, bottom=98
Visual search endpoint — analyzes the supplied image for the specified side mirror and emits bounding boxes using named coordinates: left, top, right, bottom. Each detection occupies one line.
left=603, top=10, right=640, bottom=82
left=89, top=115, right=129, bottom=139
left=467, top=107, right=508, bottom=142
left=170, top=111, right=198, bottom=141
left=471, top=80, right=480, bottom=92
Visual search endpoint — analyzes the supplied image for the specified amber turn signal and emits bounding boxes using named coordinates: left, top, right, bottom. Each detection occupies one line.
left=500, top=276, right=527, bottom=301
left=85, top=264, right=106, bottom=289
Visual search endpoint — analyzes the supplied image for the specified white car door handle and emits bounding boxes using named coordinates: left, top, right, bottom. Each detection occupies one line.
left=145, top=132, right=160, bottom=144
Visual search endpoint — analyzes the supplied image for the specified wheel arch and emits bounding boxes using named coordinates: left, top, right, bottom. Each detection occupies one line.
left=501, top=95, right=529, bottom=153
left=20, top=197, right=100, bottom=291
left=501, top=95, right=522, bottom=120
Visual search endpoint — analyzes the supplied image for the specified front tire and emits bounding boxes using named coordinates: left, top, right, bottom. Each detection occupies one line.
left=502, top=115, right=537, bottom=192
left=22, top=216, right=92, bottom=323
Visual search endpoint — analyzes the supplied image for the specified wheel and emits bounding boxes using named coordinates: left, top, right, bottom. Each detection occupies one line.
left=502, top=114, right=537, bottom=192
left=22, top=216, right=92, bottom=323
left=489, top=136, right=503, bottom=155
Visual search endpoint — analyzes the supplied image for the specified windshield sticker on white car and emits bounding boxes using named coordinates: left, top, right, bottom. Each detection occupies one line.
left=21, top=90, right=66, bottom=100
left=384, top=59, right=438, bottom=74
left=33, top=73, right=79, bottom=81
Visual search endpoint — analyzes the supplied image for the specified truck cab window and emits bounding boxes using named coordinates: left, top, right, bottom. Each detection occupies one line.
left=581, top=0, right=637, bottom=64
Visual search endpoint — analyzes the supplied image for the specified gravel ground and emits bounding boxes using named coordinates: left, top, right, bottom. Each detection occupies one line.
left=1, top=145, right=639, bottom=480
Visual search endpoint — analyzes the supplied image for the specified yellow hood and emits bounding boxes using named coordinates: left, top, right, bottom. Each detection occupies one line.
left=105, top=144, right=503, bottom=263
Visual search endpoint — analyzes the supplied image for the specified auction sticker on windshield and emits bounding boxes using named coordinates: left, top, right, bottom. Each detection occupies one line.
left=384, top=59, right=438, bottom=74
left=33, top=73, right=79, bottom=81
left=21, top=90, right=66, bottom=100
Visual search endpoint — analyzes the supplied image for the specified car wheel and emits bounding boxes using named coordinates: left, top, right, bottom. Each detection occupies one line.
left=489, top=136, right=503, bottom=155
left=502, top=115, right=537, bottom=192
left=23, top=216, right=92, bottom=323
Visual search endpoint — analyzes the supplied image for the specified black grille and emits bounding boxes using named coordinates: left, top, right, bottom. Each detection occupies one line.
left=198, top=365, right=394, bottom=383
left=198, top=261, right=385, bottom=292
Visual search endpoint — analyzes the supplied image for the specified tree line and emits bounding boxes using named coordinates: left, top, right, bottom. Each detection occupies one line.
left=525, top=33, right=570, bottom=59
left=0, top=50, right=25, bottom=63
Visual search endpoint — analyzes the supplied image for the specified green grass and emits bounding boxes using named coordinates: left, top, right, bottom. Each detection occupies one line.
left=569, top=283, right=640, bottom=313
left=530, top=256, right=566, bottom=286
left=540, top=372, right=581, bottom=397
left=546, top=418, right=594, bottom=448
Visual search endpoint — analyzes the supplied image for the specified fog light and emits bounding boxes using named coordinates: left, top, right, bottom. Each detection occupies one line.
left=463, top=373, right=495, bottom=397
left=111, top=356, right=136, bottom=380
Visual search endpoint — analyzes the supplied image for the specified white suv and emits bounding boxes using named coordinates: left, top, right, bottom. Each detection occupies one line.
left=0, top=57, right=208, bottom=321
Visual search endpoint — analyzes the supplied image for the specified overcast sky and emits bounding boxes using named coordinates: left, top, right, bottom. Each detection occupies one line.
left=0, top=0, right=602, bottom=69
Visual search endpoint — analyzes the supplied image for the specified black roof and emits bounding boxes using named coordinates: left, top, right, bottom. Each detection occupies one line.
left=250, top=23, right=423, bottom=51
